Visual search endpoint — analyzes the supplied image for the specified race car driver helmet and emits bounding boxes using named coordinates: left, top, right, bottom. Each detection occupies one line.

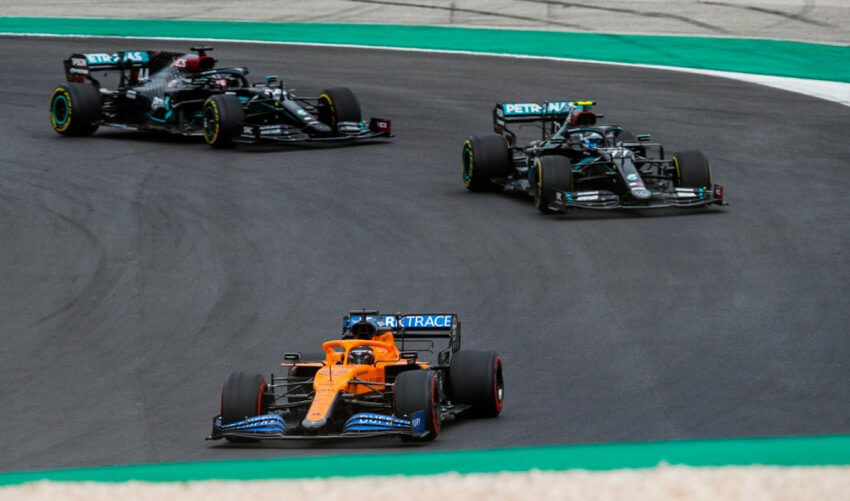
left=212, top=74, right=242, bottom=89
left=581, top=131, right=604, bottom=148
left=348, top=346, right=375, bottom=365
left=348, top=320, right=377, bottom=340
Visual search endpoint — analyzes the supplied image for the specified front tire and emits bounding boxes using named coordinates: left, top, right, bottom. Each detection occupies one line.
left=462, top=134, right=512, bottom=192
left=394, top=369, right=441, bottom=441
left=49, top=83, right=101, bottom=136
left=449, top=350, right=504, bottom=418
left=531, top=156, right=572, bottom=214
left=672, top=150, right=713, bottom=189
left=317, top=87, right=361, bottom=131
left=220, top=371, right=269, bottom=443
left=202, top=94, right=245, bottom=148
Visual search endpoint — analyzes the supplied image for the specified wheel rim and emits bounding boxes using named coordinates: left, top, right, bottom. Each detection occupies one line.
left=202, top=103, right=219, bottom=143
left=462, top=142, right=474, bottom=187
left=493, top=357, right=504, bottom=412
left=672, top=156, right=682, bottom=186
left=533, top=160, right=543, bottom=208
left=318, top=94, right=335, bottom=128
left=430, top=374, right=440, bottom=435
left=52, top=94, right=69, bottom=126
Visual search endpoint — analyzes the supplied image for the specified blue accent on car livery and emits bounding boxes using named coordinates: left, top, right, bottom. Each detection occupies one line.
left=343, top=413, right=412, bottom=433
left=213, top=414, right=286, bottom=435
left=410, top=410, right=426, bottom=434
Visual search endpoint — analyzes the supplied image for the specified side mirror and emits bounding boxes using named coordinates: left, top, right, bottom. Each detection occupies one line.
left=265, top=75, right=278, bottom=85
left=283, top=353, right=300, bottom=361
left=637, top=134, right=651, bottom=142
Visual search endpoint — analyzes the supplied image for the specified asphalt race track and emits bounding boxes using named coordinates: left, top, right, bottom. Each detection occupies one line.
left=1, top=37, right=848, bottom=471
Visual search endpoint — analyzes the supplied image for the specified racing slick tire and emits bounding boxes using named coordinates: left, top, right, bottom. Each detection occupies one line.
left=448, top=350, right=504, bottom=418
left=202, top=94, right=245, bottom=148
left=531, top=156, right=573, bottom=214
left=462, top=134, right=512, bottom=192
left=317, top=87, right=362, bottom=131
left=221, top=371, right=269, bottom=442
left=673, top=150, right=713, bottom=189
left=394, top=369, right=441, bottom=441
left=49, top=83, right=101, bottom=136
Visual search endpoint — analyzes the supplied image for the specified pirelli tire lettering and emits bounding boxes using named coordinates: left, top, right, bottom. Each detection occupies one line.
left=49, top=83, right=101, bottom=136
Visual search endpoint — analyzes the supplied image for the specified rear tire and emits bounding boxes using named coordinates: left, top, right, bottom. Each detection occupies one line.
left=449, top=350, right=504, bottom=418
left=318, top=87, right=361, bottom=130
left=202, top=94, right=245, bottom=148
left=49, top=83, right=101, bottom=136
left=394, top=370, right=441, bottom=441
left=673, top=150, right=713, bottom=189
left=531, top=156, right=572, bottom=214
left=462, top=134, right=512, bottom=192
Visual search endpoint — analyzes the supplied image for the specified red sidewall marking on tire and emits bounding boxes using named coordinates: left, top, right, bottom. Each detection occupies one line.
left=431, top=374, right=440, bottom=436
left=493, top=355, right=503, bottom=413
left=257, top=380, right=267, bottom=416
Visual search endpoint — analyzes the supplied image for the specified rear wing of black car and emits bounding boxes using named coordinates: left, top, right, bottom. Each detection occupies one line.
left=493, top=100, right=599, bottom=142
left=64, top=51, right=153, bottom=81
left=63, top=50, right=213, bottom=84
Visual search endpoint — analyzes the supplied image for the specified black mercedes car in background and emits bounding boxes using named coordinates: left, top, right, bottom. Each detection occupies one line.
left=49, top=46, right=391, bottom=148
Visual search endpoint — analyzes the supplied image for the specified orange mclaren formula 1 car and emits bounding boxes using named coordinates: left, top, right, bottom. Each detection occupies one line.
left=208, top=311, right=504, bottom=442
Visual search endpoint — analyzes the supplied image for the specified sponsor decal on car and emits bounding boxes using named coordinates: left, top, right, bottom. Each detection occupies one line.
left=348, top=314, right=453, bottom=329
left=411, top=410, right=426, bottom=434
left=502, top=101, right=572, bottom=116
left=259, top=125, right=282, bottom=135
left=84, top=51, right=149, bottom=65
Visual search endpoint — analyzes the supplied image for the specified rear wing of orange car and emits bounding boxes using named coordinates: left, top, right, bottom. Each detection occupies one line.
left=343, top=311, right=462, bottom=363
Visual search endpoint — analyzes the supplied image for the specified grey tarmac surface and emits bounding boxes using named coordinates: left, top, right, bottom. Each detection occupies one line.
left=0, top=37, right=848, bottom=471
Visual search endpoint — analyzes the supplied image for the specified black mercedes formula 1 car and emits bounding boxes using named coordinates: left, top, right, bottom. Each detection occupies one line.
left=462, top=100, right=726, bottom=213
left=49, top=47, right=392, bottom=148
left=208, top=311, right=503, bottom=442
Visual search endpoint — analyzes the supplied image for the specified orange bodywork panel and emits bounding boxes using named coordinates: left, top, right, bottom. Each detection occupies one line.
left=299, top=335, right=428, bottom=428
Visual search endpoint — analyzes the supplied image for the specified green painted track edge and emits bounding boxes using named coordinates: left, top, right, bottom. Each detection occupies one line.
left=1, top=434, right=849, bottom=485
left=1, top=17, right=849, bottom=82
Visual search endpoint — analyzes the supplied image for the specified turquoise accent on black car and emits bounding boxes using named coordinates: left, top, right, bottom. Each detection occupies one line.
left=52, top=95, right=69, bottom=125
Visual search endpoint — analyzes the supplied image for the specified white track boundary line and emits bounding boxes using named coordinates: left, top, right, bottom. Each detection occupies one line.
left=4, top=32, right=849, bottom=107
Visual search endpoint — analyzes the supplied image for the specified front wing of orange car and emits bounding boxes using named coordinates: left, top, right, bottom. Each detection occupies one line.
left=208, top=411, right=427, bottom=441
